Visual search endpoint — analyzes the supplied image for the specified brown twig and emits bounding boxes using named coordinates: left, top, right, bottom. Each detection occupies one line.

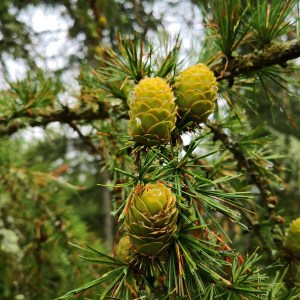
left=206, top=122, right=283, bottom=257
left=213, top=39, right=300, bottom=81
left=0, top=106, right=110, bottom=137
left=206, top=122, right=272, bottom=208
left=67, top=120, right=100, bottom=154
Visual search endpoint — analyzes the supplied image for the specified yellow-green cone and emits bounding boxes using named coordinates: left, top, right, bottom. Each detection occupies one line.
left=128, top=77, right=177, bottom=146
left=125, top=183, right=178, bottom=256
left=285, top=217, right=300, bottom=258
left=116, top=235, right=132, bottom=262
left=174, top=63, right=218, bottom=124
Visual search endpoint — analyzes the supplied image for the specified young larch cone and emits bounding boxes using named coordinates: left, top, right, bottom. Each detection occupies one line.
left=125, top=183, right=178, bottom=256
left=285, top=217, right=300, bottom=258
left=128, top=77, right=177, bottom=146
left=116, top=235, right=132, bottom=262
left=174, top=63, right=218, bottom=124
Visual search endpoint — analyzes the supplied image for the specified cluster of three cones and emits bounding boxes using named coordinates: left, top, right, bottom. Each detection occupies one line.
left=119, top=64, right=218, bottom=259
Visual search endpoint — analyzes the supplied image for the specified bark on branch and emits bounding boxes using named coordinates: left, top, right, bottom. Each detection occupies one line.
left=213, top=39, right=300, bottom=81
left=0, top=106, right=110, bottom=136
left=206, top=122, right=275, bottom=210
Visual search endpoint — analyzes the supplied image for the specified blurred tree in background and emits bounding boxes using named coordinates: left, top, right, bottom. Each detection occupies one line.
left=0, top=0, right=300, bottom=299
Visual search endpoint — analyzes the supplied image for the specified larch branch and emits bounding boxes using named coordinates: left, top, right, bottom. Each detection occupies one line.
left=206, top=122, right=273, bottom=208
left=0, top=106, right=110, bottom=136
left=213, top=39, right=300, bottom=81
left=2, top=39, right=300, bottom=136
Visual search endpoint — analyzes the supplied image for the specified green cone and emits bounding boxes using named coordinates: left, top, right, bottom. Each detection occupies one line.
left=116, top=235, right=132, bottom=262
left=285, top=217, right=300, bottom=258
left=128, top=77, right=177, bottom=146
left=125, top=183, right=178, bottom=256
left=174, top=63, right=218, bottom=124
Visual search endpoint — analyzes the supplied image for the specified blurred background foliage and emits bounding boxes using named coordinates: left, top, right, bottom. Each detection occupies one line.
left=0, top=0, right=300, bottom=299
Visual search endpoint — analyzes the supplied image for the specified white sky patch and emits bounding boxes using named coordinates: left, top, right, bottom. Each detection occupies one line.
left=152, top=0, right=204, bottom=66
left=5, top=4, right=82, bottom=82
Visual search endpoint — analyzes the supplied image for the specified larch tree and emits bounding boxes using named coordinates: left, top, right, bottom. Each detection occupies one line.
left=0, top=0, right=300, bottom=299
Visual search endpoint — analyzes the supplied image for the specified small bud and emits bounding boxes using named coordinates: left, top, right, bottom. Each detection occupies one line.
left=285, top=217, right=300, bottom=258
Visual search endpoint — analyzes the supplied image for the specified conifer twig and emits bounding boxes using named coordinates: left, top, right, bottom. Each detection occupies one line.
left=67, top=120, right=99, bottom=154
left=206, top=122, right=272, bottom=209
left=2, top=40, right=300, bottom=137
left=206, top=122, right=286, bottom=256
left=0, top=106, right=110, bottom=136
left=213, top=39, right=300, bottom=81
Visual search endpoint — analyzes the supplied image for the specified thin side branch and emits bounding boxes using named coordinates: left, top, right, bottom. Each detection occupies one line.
left=207, top=122, right=286, bottom=257
left=213, top=39, right=300, bottom=81
left=206, top=122, right=273, bottom=208
left=0, top=106, right=110, bottom=136
left=67, top=120, right=100, bottom=154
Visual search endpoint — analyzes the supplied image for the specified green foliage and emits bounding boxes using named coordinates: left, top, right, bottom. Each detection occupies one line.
left=1, top=69, right=62, bottom=119
left=205, top=0, right=251, bottom=57
left=0, top=138, right=103, bottom=300
left=97, top=34, right=181, bottom=83
left=53, top=6, right=300, bottom=293
left=247, top=0, right=297, bottom=45
left=199, top=0, right=298, bottom=61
